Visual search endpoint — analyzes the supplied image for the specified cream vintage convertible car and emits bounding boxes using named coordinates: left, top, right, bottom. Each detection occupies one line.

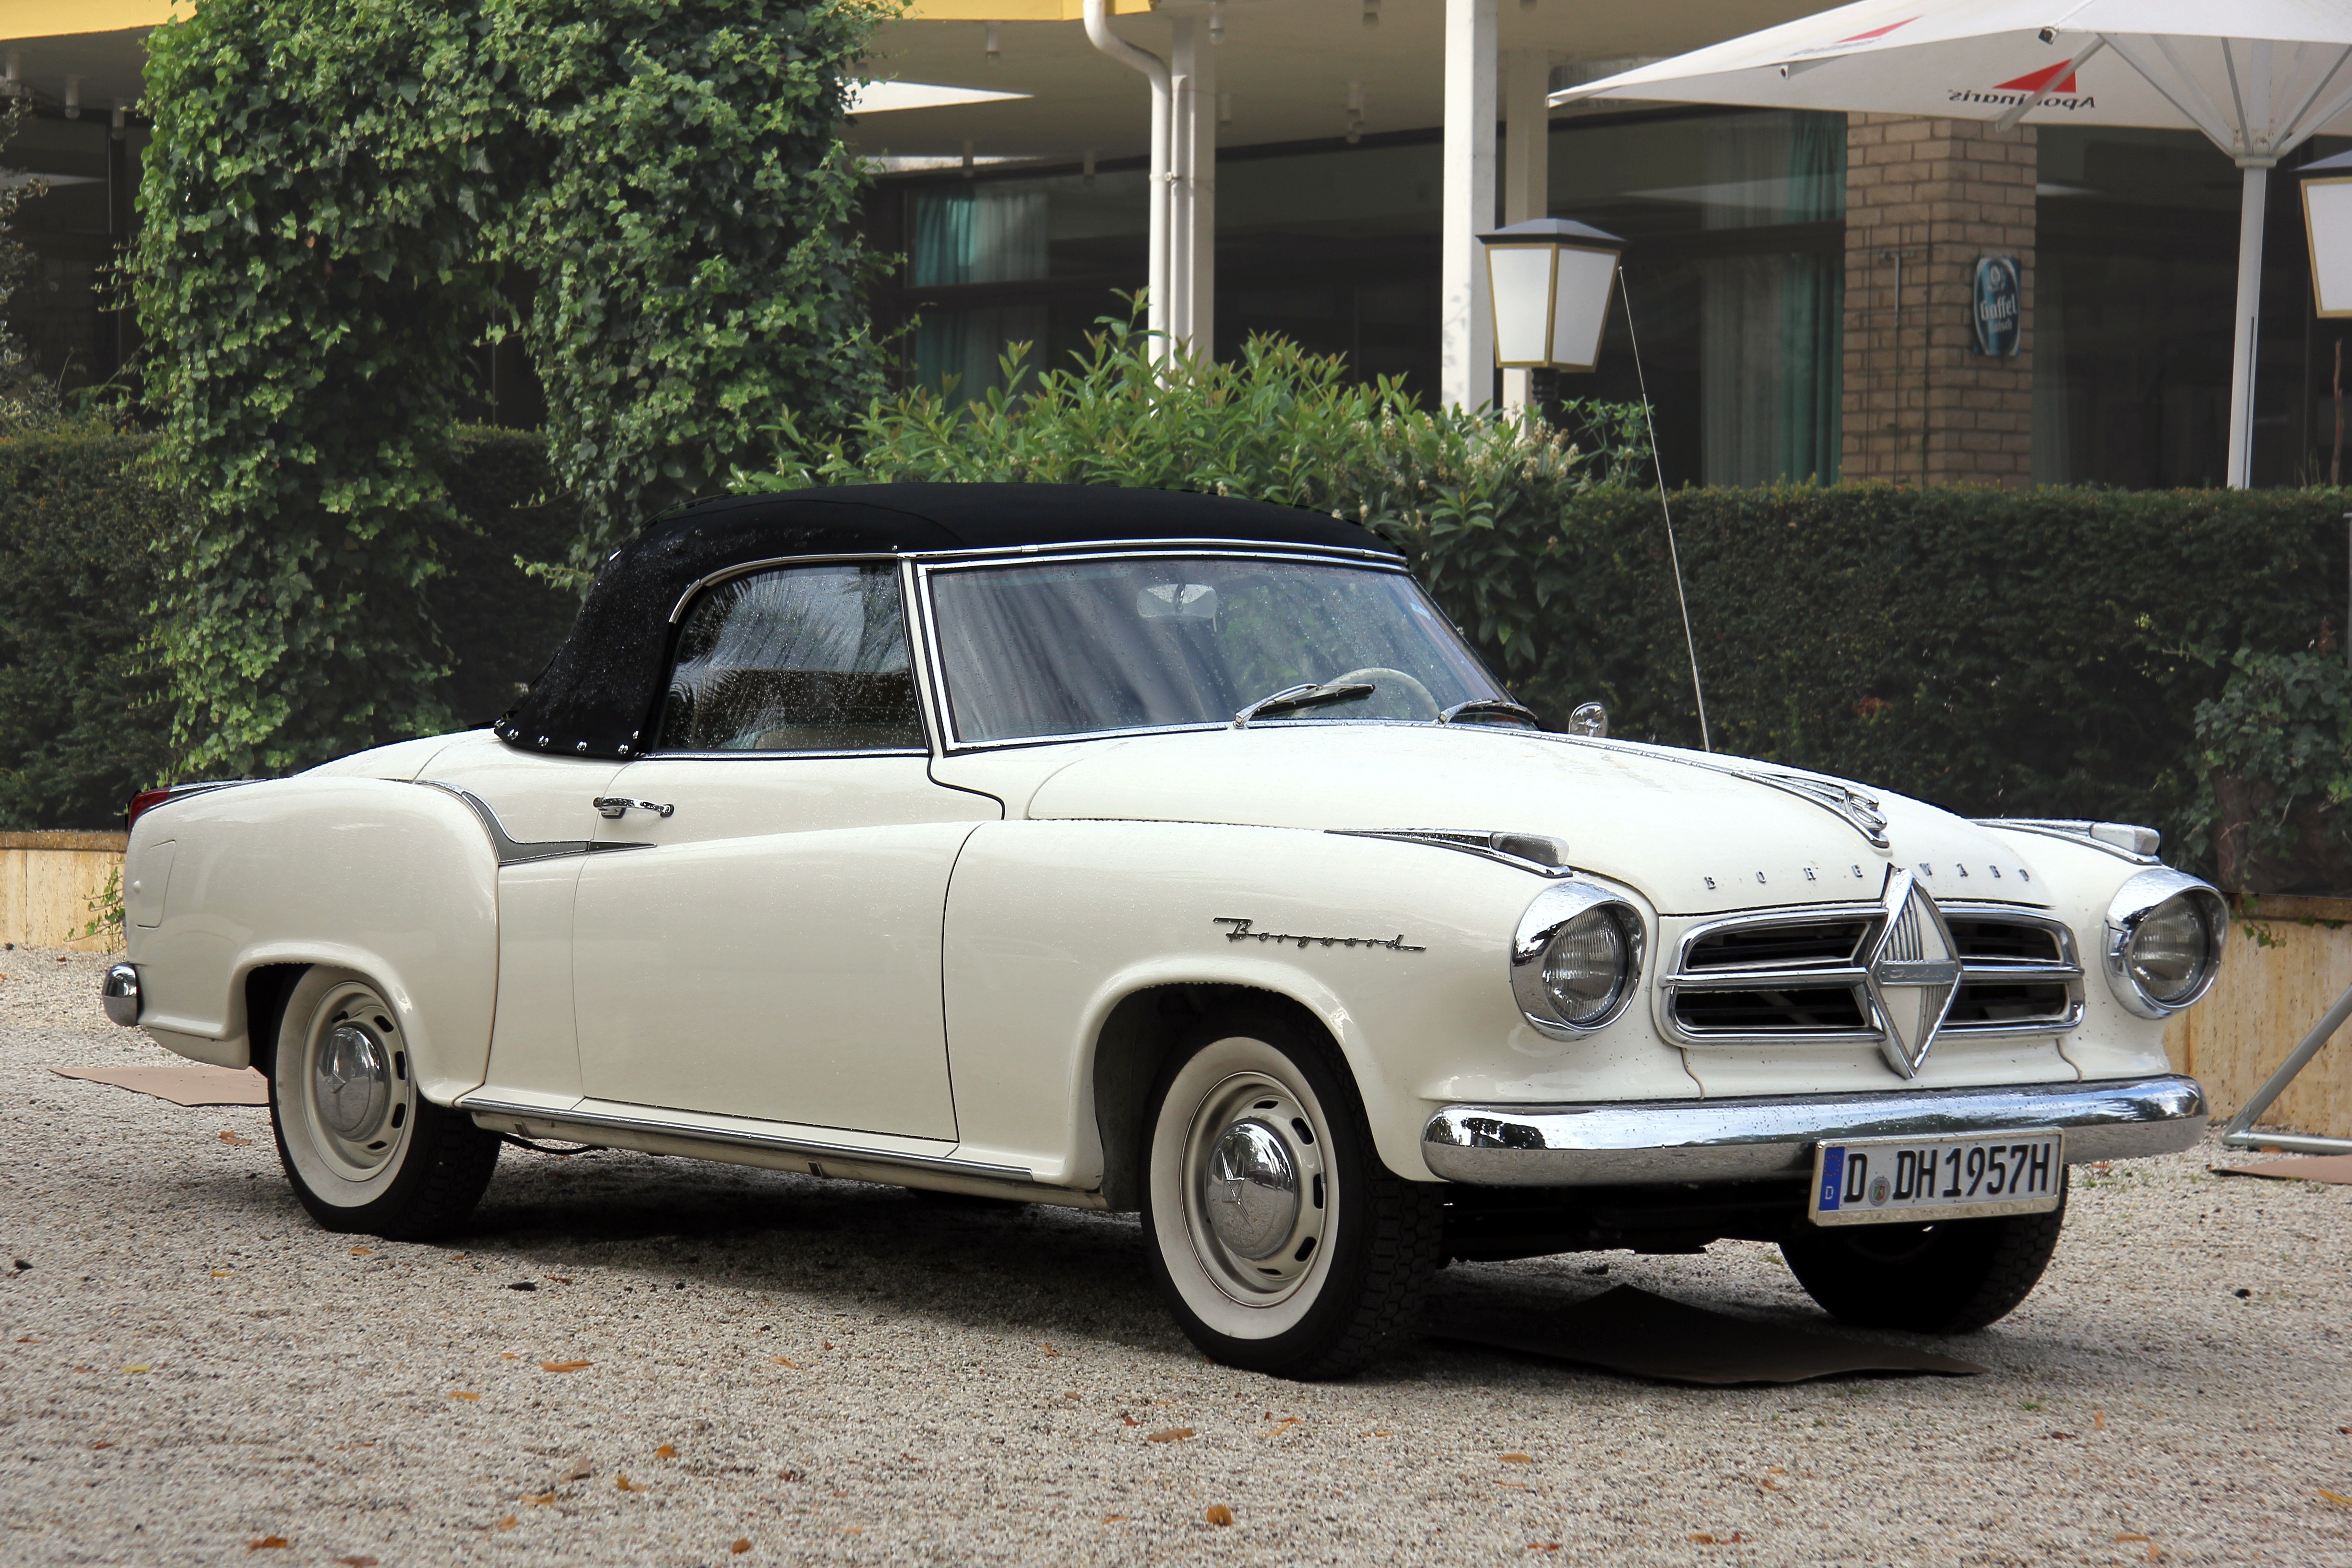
left=103, top=484, right=2221, bottom=1378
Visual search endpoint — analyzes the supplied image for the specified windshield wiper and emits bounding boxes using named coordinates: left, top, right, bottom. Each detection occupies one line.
left=1231, top=680, right=1376, bottom=729
left=1436, top=698, right=1541, bottom=727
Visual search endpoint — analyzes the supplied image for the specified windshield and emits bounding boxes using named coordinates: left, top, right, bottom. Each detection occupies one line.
left=927, top=555, right=1519, bottom=744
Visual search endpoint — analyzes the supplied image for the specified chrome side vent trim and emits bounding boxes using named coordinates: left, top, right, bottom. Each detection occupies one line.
left=1328, top=828, right=1575, bottom=877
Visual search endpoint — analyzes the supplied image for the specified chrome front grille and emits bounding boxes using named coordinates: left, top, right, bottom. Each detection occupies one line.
left=1660, top=903, right=2083, bottom=1047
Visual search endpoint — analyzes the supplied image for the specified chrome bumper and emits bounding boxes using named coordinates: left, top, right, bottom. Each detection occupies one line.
left=1422, top=1074, right=2206, bottom=1188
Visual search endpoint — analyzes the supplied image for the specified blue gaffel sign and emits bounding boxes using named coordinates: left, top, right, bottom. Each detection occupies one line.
left=1972, top=256, right=2022, bottom=356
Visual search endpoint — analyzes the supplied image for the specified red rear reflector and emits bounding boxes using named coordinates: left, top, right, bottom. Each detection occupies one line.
left=126, top=788, right=176, bottom=829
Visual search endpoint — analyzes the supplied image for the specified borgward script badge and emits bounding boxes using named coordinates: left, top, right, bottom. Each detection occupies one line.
left=1865, top=869, right=1960, bottom=1079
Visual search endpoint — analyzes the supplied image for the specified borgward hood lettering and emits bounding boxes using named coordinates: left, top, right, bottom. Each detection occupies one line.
left=1015, top=727, right=2048, bottom=915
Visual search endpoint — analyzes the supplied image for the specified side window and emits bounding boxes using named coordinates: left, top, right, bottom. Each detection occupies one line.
left=658, top=562, right=924, bottom=752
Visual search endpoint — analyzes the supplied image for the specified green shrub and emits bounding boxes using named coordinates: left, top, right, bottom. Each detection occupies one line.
left=0, top=423, right=175, bottom=829
left=0, top=424, right=581, bottom=827
left=2192, top=648, right=2352, bottom=890
left=744, top=325, right=2349, bottom=867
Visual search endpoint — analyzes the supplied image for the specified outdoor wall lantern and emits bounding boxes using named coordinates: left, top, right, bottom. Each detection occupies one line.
left=1478, top=218, right=1628, bottom=373
left=2303, top=150, right=2352, bottom=319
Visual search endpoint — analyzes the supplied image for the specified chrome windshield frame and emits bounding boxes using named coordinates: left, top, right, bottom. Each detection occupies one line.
left=907, top=544, right=1504, bottom=756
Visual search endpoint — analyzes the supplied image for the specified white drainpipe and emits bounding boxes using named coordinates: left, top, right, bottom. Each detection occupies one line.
left=1085, top=0, right=1171, bottom=361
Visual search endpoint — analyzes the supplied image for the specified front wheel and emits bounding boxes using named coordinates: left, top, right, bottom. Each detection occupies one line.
left=1140, top=1011, right=1440, bottom=1378
left=269, top=966, right=500, bottom=1240
left=1779, top=1167, right=2068, bottom=1334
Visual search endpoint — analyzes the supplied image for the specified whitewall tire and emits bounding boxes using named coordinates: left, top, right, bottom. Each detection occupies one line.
left=269, top=966, right=499, bottom=1240
left=1141, top=1010, right=1440, bottom=1378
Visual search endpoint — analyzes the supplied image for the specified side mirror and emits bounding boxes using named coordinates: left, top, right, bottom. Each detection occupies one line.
left=1567, top=702, right=1608, bottom=738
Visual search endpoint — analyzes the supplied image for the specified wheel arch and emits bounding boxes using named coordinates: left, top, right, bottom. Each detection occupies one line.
left=1089, top=980, right=1353, bottom=1212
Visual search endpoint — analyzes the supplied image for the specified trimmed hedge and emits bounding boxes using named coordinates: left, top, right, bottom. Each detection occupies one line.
left=0, top=425, right=581, bottom=829
left=1454, top=484, right=2351, bottom=862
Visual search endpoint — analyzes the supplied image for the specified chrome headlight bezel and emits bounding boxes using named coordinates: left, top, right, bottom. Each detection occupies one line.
left=2102, top=868, right=2228, bottom=1019
left=1511, top=880, right=1647, bottom=1038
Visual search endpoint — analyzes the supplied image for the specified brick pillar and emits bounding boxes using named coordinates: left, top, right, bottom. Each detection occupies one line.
left=1842, top=114, right=2036, bottom=487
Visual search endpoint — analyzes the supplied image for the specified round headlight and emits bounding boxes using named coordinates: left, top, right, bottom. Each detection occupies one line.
left=1543, top=909, right=1632, bottom=1026
left=2103, top=870, right=2226, bottom=1019
left=1512, top=884, right=1646, bottom=1037
left=2126, top=894, right=2214, bottom=1007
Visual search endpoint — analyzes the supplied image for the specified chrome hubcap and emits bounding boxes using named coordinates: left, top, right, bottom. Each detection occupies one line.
left=1203, top=1120, right=1299, bottom=1260
left=314, top=1021, right=391, bottom=1142
left=1183, top=1072, right=1329, bottom=1302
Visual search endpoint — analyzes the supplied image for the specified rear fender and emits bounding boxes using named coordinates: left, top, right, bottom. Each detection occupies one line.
left=123, top=777, right=499, bottom=1103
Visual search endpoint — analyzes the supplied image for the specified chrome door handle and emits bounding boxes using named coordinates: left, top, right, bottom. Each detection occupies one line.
left=594, top=796, right=675, bottom=820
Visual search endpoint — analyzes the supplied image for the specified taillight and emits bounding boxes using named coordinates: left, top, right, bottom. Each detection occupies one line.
left=126, top=787, right=177, bottom=829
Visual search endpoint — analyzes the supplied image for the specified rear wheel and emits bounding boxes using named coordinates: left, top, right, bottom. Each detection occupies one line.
left=269, top=966, right=499, bottom=1240
left=1779, top=1167, right=2068, bottom=1333
left=1140, top=1010, right=1440, bottom=1378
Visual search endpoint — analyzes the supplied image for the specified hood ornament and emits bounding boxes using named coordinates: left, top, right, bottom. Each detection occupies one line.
left=1760, top=772, right=1891, bottom=849
left=1865, top=869, right=1961, bottom=1078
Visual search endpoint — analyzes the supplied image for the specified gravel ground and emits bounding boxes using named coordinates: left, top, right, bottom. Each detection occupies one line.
left=5, top=944, right=2351, bottom=1568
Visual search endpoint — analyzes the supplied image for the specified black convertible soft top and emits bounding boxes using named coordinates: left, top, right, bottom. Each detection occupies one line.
left=494, top=483, right=1401, bottom=760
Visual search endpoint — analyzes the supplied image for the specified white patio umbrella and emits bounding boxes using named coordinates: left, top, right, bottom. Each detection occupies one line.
left=1553, top=0, right=2352, bottom=489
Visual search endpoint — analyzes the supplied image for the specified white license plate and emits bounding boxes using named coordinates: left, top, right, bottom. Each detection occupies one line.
left=1808, top=1129, right=2066, bottom=1226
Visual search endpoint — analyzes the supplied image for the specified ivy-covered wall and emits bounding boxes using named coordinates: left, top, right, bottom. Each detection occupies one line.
left=0, top=426, right=579, bottom=830
left=131, top=0, right=886, bottom=780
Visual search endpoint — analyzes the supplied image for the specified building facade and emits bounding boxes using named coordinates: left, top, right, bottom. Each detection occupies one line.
left=2, top=0, right=2339, bottom=488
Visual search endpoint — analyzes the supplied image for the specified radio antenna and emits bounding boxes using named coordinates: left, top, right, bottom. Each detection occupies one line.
left=1619, top=282, right=1711, bottom=752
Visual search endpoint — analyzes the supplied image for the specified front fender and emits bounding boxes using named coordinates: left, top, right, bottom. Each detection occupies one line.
left=123, top=777, right=499, bottom=1103
left=939, top=818, right=1689, bottom=1184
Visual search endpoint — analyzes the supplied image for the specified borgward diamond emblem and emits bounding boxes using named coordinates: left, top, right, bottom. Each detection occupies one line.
left=1865, top=869, right=1961, bottom=1078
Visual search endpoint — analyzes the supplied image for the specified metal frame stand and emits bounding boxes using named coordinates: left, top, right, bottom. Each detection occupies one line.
left=2217, top=977, right=2352, bottom=1155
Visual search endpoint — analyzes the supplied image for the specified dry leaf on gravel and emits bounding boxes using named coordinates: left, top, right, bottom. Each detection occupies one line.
left=731, top=1541, right=751, bottom=1556
left=349, top=1247, right=373, bottom=1256
left=1146, top=1428, right=1195, bottom=1443
left=219, top=1131, right=250, bottom=1146
left=211, top=1271, right=234, bottom=1278
left=246, top=1539, right=289, bottom=1552
left=92, top=1441, right=113, bottom=1450
left=540, top=1360, right=591, bottom=1373
left=2321, top=1490, right=2352, bottom=1507
left=1040, top=1344, right=1059, bottom=1357
left=771, top=1357, right=796, bottom=1368
left=842, top=1526, right=863, bottom=1535
left=1204, top=1505, right=1234, bottom=1527
left=1501, top=1453, right=1532, bottom=1464
left=1121, top=1414, right=1139, bottom=1426
left=616, top=1474, right=647, bottom=1493
left=447, top=1390, right=480, bottom=1401
left=2094, top=1410, right=2107, bottom=1430
left=525, top=1493, right=557, bottom=1507
left=1529, top=1545, right=1560, bottom=1553
left=655, top=1445, right=677, bottom=1459
left=494, top=1516, right=517, bottom=1531
left=120, top=1366, right=150, bottom=1374
left=1103, top=1515, right=1129, bottom=1523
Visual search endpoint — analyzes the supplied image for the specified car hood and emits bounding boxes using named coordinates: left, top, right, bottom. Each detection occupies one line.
left=1009, top=725, right=2050, bottom=916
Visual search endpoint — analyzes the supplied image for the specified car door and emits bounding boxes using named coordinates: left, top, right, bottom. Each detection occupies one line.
left=569, top=558, right=997, bottom=1140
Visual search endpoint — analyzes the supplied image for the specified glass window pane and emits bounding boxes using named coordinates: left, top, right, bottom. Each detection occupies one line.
left=659, top=564, right=922, bottom=752
left=929, top=556, right=1513, bottom=744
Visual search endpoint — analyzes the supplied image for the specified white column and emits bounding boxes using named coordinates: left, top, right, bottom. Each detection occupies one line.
left=1500, top=47, right=1548, bottom=414
left=1173, top=15, right=1217, bottom=358
left=2225, top=162, right=2269, bottom=489
left=1084, top=0, right=1171, bottom=360
left=1440, top=0, right=1497, bottom=411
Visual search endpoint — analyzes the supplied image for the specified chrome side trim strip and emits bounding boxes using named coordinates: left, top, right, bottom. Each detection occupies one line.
left=1421, top=1074, right=2207, bottom=1187
left=416, top=781, right=654, bottom=867
left=1327, top=828, right=1576, bottom=878
left=455, top=1095, right=1037, bottom=1183
left=1975, top=818, right=2162, bottom=865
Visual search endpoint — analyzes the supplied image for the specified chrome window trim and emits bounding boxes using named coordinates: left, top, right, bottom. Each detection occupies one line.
left=913, top=547, right=1464, bottom=755
left=1653, top=900, right=2086, bottom=1049
left=1328, top=828, right=1576, bottom=879
left=2103, top=867, right=2229, bottom=1019
left=666, top=551, right=904, bottom=624
left=1510, top=879, right=1650, bottom=1039
left=907, top=535, right=1407, bottom=565
left=655, top=554, right=933, bottom=758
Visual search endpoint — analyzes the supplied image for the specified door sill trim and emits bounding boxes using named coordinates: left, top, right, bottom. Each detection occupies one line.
left=457, top=1094, right=1035, bottom=1183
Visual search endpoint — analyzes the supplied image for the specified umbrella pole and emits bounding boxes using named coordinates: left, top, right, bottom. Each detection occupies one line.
left=2227, top=164, right=2270, bottom=489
